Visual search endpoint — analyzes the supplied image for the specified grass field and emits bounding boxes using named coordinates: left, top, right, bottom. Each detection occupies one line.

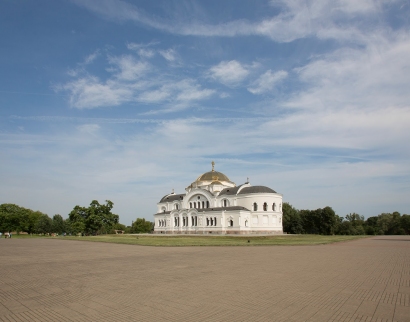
left=58, top=234, right=368, bottom=246
left=1, top=234, right=45, bottom=239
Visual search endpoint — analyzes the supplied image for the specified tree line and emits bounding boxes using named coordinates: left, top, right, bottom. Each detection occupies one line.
left=0, top=201, right=153, bottom=235
left=283, top=203, right=410, bottom=235
left=3, top=200, right=408, bottom=236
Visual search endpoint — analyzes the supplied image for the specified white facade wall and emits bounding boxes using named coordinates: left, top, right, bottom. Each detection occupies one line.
left=155, top=191, right=283, bottom=234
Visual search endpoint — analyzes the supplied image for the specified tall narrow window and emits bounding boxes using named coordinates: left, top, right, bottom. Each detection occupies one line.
left=190, top=202, right=192, bottom=208
left=223, top=199, right=227, bottom=207
left=253, top=203, right=258, bottom=211
left=194, top=202, right=196, bottom=208
left=230, top=220, right=233, bottom=227
left=202, top=201, right=205, bottom=208
left=263, top=202, right=267, bottom=211
left=214, top=217, right=217, bottom=226
left=273, top=203, right=276, bottom=211
left=207, top=201, right=210, bottom=208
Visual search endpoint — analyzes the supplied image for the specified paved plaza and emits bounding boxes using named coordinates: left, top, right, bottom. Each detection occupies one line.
left=0, top=236, right=409, bottom=322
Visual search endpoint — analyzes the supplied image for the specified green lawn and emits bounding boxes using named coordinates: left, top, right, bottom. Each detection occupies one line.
left=58, top=234, right=368, bottom=246
left=2, top=234, right=45, bottom=239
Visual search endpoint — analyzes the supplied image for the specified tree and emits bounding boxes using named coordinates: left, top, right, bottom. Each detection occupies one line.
left=27, top=211, right=44, bottom=234
left=299, top=207, right=338, bottom=235
left=130, top=218, right=153, bottom=234
left=345, top=213, right=365, bottom=227
left=282, top=203, right=304, bottom=234
left=52, top=214, right=65, bottom=234
left=35, top=214, right=53, bottom=234
left=401, top=214, right=410, bottom=235
left=365, top=216, right=379, bottom=235
left=112, top=223, right=126, bottom=232
left=68, top=200, right=119, bottom=235
left=0, top=203, right=26, bottom=232
left=337, top=213, right=365, bottom=235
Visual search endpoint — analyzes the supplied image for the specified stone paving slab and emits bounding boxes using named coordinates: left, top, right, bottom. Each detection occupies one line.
left=0, top=236, right=409, bottom=321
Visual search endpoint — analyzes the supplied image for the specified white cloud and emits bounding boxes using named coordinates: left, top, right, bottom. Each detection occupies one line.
left=59, top=76, right=133, bottom=109
left=137, top=48, right=155, bottom=58
left=248, top=70, right=288, bottom=94
left=208, top=60, right=249, bottom=86
left=108, top=55, right=151, bottom=80
left=138, top=88, right=171, bottom=103
left=175, top=82, right=215, bottom=102
left=137, top=79, right=215, bottom=107
left=71, top=0, right=398, bottom=44
left=286, top=30, right=410, bottom=113
left=77, top=124, right=100, bottom=135
left=159, top=49, right=176, bottom=62
left=84, top=50, right=99, bottom=64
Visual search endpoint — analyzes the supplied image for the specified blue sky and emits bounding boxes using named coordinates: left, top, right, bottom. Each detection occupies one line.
left=1, top=0, right=410, bottom=224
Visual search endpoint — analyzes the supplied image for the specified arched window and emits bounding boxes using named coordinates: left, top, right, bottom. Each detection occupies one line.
left=272, top=203, right=276, bottom=211
left=174, top=204, right=179, bottom=210
left=214, top=217, right=217, bottom=226
left=245, top=220, right=248, bottom=227
left=223, top=199, right=227, bottom=207
left=190, top=202, right=192, bottom=208
left=253, top=203, right=258, bottom=211
left=263, top=202, right=267, bottom=211
left=230, top=219, right=233, bottom=227
left=207, top=201, right=210, bottom=208
left=194, top=202, right=197, bottom=208
left=202, top=201, right=205, bottom=208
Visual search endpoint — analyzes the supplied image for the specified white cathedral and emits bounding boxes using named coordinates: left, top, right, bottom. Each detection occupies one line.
left=154, top=162, right=283, bottom=234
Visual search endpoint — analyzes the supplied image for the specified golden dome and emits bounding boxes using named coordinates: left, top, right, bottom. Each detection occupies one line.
left=195, top=161, right=231, bottom=183
left=196, top=171, right=230, bottom=182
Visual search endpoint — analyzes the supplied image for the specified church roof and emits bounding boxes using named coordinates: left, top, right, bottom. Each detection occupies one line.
left=159, top=193, right=184, bottom=203
left=196, top=171, right=230, bottom=182
left=154, top=211, right=171, bottom=216
left=238, top=186, right=276, bottom=194
left=219, top=185, right=243, bottom=196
